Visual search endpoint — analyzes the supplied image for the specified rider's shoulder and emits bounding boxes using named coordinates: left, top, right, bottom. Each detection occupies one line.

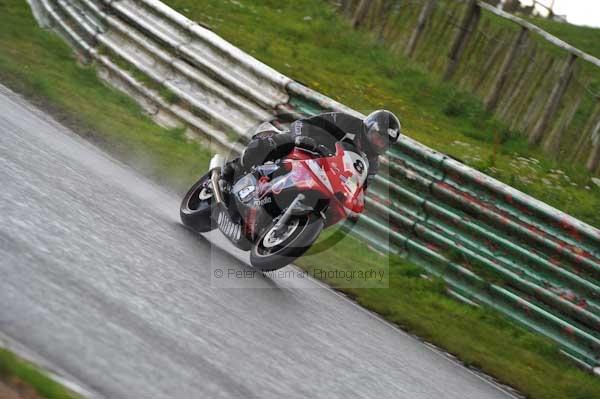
left=251, top=121, right=285, bottom=139
left=315, top=111, right=362, bottom=123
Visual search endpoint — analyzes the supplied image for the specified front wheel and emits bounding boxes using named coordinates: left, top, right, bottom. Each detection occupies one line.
left=250, top=214, right=324, bottom=271
left=180, top=172, right=215, bottom=232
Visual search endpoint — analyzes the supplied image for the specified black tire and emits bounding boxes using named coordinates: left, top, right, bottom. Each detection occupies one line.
left=250, top=214, right=324, bottom=271
left=180, top=172, right=215, bottom=233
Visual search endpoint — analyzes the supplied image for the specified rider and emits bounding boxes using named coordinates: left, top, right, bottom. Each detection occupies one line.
left=222, top=110, right=402, bottom=188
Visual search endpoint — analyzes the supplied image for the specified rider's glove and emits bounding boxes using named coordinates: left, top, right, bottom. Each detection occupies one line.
left=241, top=137, right=277, bottom=168
left=294, top=136, right=318, bottom=152
left=315, top=144, right=332, bottom=156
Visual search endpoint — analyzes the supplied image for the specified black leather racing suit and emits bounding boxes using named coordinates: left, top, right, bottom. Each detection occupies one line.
left=234, top=112, right=380, bottom=185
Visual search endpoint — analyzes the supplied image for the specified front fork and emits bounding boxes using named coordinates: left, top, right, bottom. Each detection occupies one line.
left=210, top=154, right=318, bottom=245
left=209, top=154, right=226, bottom=207
left=270, top=193, right=306, bottom=232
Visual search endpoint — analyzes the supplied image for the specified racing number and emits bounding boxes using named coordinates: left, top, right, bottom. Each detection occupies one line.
left=353, top=159, right=364, bottom=174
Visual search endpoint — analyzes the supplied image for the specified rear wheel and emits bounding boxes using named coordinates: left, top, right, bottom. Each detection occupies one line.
left=250, top=214, right=324, bottom=271
left=180, top=172, right=215, bottom=232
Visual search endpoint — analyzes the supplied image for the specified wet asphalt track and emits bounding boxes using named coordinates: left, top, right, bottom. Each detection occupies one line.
left=0, top=85, right=515, bottom=399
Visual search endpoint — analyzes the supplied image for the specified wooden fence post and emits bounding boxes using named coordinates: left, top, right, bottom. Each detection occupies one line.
left=342, top=0, right=357, bottom=18
left=443, top=0, right=481, bottom=81
left=381, top=1, right=403, bottom=41
left=586, top=107, right=600, bottom=172
left=500, top=43, right=536, bottom=122
left=542, top=85, right=585, bottom=155
left=572, top=101, right=600, bottom=161
left=521, top=56, right=556, bottom=132
left=376, top=0, right=395, bottom=42
left=528, top=53, right=577, bottom=145
left=367, top=0, right=385, bottom=31
left=485, top=26, right=529, bottom=112
left=472, top=28, right=506, bottom=92
left=352, top=0, right=371, bottom=28
left=405, top=0, right=438, bottom=57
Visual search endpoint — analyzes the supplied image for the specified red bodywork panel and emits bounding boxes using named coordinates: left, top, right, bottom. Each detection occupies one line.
left=280, top=143, right=367, bottom=226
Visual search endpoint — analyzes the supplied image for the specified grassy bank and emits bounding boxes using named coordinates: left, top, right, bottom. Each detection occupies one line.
left=165, top=0, right=600, bottom=228
left=1, top=1, right=600, bottom=399
left=301, top=233, right=600, bottom=399
left=0, top=2, right=212, bottom=191
left=334, top=0, right=600, bottom=172
left=526, top=15, right=600, bottom=59
left=0, top=348, right=80, bottom=399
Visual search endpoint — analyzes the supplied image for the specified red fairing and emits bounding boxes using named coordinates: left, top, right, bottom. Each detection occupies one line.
left=281, top=143, right=368, bottom=226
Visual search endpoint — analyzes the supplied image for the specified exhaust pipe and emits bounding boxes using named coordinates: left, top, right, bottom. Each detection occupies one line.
left=208, top=154, right=251, bottom=249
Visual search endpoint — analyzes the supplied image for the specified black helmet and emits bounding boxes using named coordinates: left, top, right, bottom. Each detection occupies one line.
left=362, top=110, right=401, bottom=155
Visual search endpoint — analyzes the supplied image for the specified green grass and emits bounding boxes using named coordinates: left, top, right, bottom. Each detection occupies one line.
left=0, top=348, right=80, bottom=399
left=164, top=0, right=600, bottom=228
left=331, top=1, right=600, bottom=170
left=1, top=1, right=600, bottom=399
left=525, top=15, right=600, bottom=59
left=300, top=231, right=600, bottom=399
left=0, top=1, right=212, bottom=191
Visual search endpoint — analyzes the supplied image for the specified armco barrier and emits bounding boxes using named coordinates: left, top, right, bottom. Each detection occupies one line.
left=28, top=0, right=600, bottom=371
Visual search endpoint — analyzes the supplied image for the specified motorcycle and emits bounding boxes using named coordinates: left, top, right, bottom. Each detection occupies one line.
left=180, top=141, right=369, bottom=271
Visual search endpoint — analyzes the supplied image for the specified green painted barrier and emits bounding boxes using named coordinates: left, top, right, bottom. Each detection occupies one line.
left=292, top=94, right=600, bottom=370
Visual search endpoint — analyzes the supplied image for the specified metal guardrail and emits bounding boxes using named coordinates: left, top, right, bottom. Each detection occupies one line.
left=28, top=0, right=600, bottom=371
